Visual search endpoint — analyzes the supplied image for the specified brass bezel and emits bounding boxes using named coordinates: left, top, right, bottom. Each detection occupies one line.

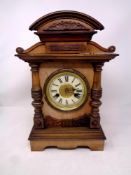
left=44, top=69, right=90, bottom=112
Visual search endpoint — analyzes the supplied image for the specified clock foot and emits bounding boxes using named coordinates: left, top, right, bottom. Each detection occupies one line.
left=30, top=139, right=104, bottom=151
left=29, top=126, right=106, bottom=151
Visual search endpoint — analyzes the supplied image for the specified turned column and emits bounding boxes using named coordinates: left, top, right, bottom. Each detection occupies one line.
left=90, top=63, right=104, bottom=128
left=29, top=63, right=44, bottom=129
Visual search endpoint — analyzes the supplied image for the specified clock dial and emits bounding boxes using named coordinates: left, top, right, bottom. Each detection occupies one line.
left=44, top=69, right=90, bottom=111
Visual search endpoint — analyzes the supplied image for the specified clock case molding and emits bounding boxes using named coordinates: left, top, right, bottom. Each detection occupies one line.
left=16, top=11, right=118, bottom=151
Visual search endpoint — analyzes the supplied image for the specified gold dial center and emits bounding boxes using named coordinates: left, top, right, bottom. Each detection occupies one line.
left=59, top=84, right=74, bottom=98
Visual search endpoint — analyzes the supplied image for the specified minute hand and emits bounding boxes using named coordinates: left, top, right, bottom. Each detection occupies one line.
left=73, top=88, right=82, bottom=92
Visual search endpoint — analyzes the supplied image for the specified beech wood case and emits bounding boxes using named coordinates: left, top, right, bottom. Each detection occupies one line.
left=16, top=10, right=118, bottom=151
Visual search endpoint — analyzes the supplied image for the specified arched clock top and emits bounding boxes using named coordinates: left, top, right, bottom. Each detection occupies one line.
left=29, top=10, right=104, bottom=32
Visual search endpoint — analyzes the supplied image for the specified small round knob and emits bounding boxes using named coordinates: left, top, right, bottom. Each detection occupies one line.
left=108, top=46, right=116, bottom=52
left=16, top=47, right=24, bottom=54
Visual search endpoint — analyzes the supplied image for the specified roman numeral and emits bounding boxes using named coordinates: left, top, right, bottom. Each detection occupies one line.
left=76, top=89, right=82, bottom=93
left=58, top=98, right=62, bottom=104
left=65, top=75, right=69, bottom=82
left=72, top=77, right=75, bottom=83
left=75, top=83, right=81, bottom=87
left=72, top=99, right=75, bottom=103
left=58, top=78, right=63, bottom=83
left=51, top=90, right=57, bottom=92
left=66, top=99, right=68, bottom=105
left=52, top=83, right=59, bottom=86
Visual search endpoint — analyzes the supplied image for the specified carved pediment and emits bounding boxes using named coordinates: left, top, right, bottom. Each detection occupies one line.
left=44, top=20, right=88, bottom=31
left=16, top=11, right=118, bottom=62
left=29, top=10, right=104, bottom=32
left=16, top=41, right=116, bottom=56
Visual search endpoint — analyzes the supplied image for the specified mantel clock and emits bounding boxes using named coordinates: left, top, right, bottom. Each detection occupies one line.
left=16, top=11, right=118, bottom=151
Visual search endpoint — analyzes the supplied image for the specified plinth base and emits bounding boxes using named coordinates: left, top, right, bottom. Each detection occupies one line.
left=29, top=127, right=106, bottom=151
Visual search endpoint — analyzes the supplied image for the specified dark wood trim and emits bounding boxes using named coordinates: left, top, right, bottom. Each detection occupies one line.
left=16, top=54, right=118, bottom=63
left=35, top=30, right=96, bottom=42
left=30, top=63, right=44, bottom=128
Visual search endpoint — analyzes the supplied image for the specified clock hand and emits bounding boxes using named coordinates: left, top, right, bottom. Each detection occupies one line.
left=55, top=93, right=60, bottom=97
left=74, top=93, right=81, bottom=98
left=53, top=93, right=60, bottom=99
left=65, top=88, right=82, bottom=95
left=73, top=88, right=82, bottom=92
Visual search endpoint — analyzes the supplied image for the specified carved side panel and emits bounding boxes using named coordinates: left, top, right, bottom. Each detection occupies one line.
left=45, top=114, right=90, bottom=128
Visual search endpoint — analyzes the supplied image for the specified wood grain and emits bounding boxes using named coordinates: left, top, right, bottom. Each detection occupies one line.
left=29, top=126, right=106, bottom=151
left=45, top=114, right=90, bottom=127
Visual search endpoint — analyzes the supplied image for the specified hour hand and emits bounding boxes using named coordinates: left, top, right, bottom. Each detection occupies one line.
left=53, top=93, right=60, bottom=99
left=74, top=93, right=81, bottom=98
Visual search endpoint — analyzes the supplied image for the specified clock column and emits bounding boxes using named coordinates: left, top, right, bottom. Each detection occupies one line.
left=30, top=63, right=44, bottom=129
left=90, top=63, right=104, bottom=128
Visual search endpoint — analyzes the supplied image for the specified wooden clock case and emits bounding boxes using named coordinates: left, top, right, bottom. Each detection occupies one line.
left=16, top=11, right=118, bottom=151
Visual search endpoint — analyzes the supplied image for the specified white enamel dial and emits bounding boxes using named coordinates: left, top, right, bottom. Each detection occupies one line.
left=44, top=70, right=89, bottom=111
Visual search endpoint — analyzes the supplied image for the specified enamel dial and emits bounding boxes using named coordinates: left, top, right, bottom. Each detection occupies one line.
left=44, top=70, right=90, bottom=111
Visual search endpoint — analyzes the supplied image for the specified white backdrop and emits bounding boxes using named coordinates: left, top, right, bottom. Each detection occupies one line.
left=0, top=0, right=131, bottom=175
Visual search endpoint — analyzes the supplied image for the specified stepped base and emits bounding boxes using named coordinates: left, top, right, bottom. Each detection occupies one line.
left=29, top=126, right=106, bottom=151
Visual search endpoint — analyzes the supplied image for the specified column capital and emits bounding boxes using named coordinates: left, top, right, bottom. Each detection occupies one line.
left=93, top=63, right=104, bottom=72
